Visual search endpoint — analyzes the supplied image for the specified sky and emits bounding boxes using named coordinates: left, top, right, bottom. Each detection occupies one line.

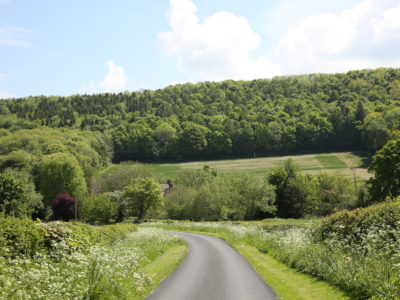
left=0, top=0, right=400, bottom=98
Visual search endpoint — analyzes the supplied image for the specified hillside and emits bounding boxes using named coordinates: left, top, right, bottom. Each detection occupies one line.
left=1, top=68, right=400, bottom=163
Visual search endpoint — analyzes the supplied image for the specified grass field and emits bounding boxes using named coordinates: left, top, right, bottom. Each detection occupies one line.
left=148, top=152, right=370, bottom=181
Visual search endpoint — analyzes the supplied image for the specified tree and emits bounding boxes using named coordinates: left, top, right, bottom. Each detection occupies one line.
left=179, top=122, right=208, bottom=158
left=2, top=168, right=43, bottom=217
left=90, top=163, right=154, bottom=193
left=154, top=122, right=178, bottom=159
left=0, top=150, right=33, bottom=171
left=123, top=177, right=163, bottom=221
left=230, top=174, right=276, bottom=220
left=39, top=153, right=87, bottom=208
left=268, top=159, right=317, bottom=218
left=52, top=192, right=77, bottom=221
left=0, top=173, right=26, bottom=217
left=316, top=173, right=357, bottom=216
left=368, top=139, right=400, bottom=202
left=79, top=193, right=118, bottom=224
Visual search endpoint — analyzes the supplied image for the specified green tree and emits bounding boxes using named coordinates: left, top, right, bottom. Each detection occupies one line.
left=368, top=139, right=400, bottom=202
left=154, top=122, right=178, bottom=158
left=123, top=177, right=163, bottom=221
left=230, top=174, right=276, bottom=220
left=39, top=153, right=87, bottom=208
left=316, top=173, right=357, bottom=215
left=90, top=163, right=154, bottom=193
left=0, top=173, right=26, bottom=217
left=79, top=193, right=118, bottom=224
left=0, top=150, right=33, bottom=171
left=268, top=159, right=317, bottom=218
left=179, top=122, right=208, bottom=158
left=2, top=168, right=43, bottom=217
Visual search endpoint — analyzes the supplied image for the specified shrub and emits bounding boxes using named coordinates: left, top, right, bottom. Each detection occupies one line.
left=0, top=173, right=27, bottom=217
left=79, top=193, right=118, bottom=224
left=0, top=214, right=46, bottom=258
left=0, top=214, right=137, bottom=259
left=52, top=192, right=77, bottom=221
left=314, top=200, right=400, bottom=255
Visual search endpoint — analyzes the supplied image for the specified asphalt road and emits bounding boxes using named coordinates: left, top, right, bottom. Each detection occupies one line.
left=146, top=232, right=277, bottom=300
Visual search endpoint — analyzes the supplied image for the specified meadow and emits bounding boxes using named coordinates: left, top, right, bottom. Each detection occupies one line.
left=147, top=152, right=370, bottom=181
left=0, top=217, right=187, bottom=300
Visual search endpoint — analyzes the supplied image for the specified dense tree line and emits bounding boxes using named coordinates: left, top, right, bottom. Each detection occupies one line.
left=0, top=68, right=400, bottom=161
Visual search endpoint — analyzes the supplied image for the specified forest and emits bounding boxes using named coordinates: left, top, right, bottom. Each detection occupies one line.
left=0, top=67, right=400, bottom=163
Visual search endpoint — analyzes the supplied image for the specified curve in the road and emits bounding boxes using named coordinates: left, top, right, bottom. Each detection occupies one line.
left=146, top=232, right=277, bottom=300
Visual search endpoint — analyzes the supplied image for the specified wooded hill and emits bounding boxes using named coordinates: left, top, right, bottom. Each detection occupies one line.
left=1, top=67, right=400, bottom=162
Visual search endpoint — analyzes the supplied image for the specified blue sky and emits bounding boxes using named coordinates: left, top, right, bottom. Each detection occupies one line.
left=0, top=0, right=400, bottom=98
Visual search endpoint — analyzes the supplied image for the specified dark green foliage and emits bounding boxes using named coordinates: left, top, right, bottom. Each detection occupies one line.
left=268, top=159, right=313, bottom=218
left=1, top=168, right=43, bottom=217
left=269, top=159, right=357, bottom=218
left=368, top=139, right=400, bottom=202
left=0, top=174, right=27, bottom=217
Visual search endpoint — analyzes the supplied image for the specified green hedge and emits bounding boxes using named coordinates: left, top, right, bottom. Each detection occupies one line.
left=0, top=214, right=137, bottom=258
left=314, top=199, right=400, bottom=254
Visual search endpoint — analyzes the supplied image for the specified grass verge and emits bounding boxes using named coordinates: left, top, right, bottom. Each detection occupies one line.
left=140, top=245, right=188, bottom=299
left=143, top=224, right=350, bottom=300
left=237, top=245, right=349, bottom=300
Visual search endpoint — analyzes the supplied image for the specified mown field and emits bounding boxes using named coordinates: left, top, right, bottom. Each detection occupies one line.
left=145, top=152, right=370, bottom=181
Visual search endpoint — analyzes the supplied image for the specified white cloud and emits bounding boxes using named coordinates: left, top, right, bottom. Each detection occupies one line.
left=274, top=0, right=400, bottom=74
left=100, top=61, right=127, bottom=93
left=0, top=26, right=31, bottom=47
left=159, top=0, right=400, bottom=81
left=373, top=3, right=400, bottom=42
left=158, top=0, right=279, bottom=81
left=79, top=61, right=127, bottom=94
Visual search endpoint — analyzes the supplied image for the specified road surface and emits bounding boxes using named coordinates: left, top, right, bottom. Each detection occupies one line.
left=146, top=232, right=277, bottom=300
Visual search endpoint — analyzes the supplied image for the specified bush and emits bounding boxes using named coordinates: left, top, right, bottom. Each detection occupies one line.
left=0, top=173, right=27, bottom=217
left=79, top=193, right=118, bottom=224
left=314, top=199, right=400, bottom=255
left=0, top=214, right=137, bottom=259
left=0, top=214, right=46, bottom=258
left=52, top=192, right=77, bottom=221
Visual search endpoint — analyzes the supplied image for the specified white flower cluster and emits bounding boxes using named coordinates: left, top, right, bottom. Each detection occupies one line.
left=0, top=227, right=182, bottom=299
